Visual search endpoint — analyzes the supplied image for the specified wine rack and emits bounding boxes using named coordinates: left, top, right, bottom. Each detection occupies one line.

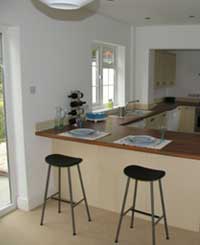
left=68, top=90, right=86, bottom=125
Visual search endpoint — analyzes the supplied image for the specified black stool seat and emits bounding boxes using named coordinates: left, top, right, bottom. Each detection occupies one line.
left=45, top=154, right=82, bottom=167
left=115, top=165, right=169, bottom=245
left=41, top=153, right=91, bottom=235
left=124, top=165, right=165, bottom=181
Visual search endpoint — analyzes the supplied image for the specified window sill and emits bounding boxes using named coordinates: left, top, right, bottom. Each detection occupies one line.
left=92, top=106, right=121, bottom=114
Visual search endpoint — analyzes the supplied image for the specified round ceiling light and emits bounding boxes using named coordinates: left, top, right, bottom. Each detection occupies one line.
left=40, top=0, right=94, bottom=10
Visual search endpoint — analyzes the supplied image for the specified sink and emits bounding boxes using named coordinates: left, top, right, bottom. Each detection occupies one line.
left=126, top=109, right=152, bottom=117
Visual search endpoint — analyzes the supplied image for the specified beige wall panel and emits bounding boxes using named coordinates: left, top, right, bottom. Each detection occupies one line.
left=53, top=139, right=200, bottom=232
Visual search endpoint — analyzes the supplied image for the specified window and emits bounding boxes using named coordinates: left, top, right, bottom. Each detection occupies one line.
left=92, top=44, right=117, bottom=109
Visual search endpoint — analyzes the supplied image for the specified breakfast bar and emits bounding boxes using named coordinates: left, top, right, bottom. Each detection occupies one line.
left=36, top=116, right=200, bottom=233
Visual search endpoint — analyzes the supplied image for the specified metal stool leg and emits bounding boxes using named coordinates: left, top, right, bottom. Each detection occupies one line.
left=159, top=180, right=170, bottom=240
left=77, top=165, right=92, bottom=222
left=115, top=178, right=130, bottom=243
left=150, top=182, right=156, bottom=245
left=40, top=165, right=51, bottom=226
left=58, top=167, right=61, bottom=213
left=67, top=167, right=76, bottom=236
left=130, top=180, right=138, bottom=228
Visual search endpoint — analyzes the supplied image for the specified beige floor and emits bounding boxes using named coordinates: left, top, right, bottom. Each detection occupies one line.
left=0, top=200, right=200, bottom=245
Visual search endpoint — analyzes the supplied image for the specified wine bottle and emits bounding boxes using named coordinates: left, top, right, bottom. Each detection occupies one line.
left=69, top=118, right=76, bottom=125
left=70, top=101, right=86, bottom=107
left=68, top=91, right=84, bottom=99
left=68, top=110, right=77, bottom=116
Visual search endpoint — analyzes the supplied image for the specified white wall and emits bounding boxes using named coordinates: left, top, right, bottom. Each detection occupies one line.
left=174, top=51, right=200, bottom=98
left=135, top=25, right=200, bottom=104
left=0, top=0, right=132, bottom=210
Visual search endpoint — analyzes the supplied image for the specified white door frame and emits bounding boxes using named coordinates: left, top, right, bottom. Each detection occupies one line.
left=0, top=26, right=17, bottom=216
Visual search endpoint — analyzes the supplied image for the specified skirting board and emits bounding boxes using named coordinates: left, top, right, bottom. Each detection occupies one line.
left=17, top=186, right=57, bottom=211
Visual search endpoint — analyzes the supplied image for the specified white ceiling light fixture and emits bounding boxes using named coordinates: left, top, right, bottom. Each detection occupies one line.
left=40, top=0, right=94, bottom=10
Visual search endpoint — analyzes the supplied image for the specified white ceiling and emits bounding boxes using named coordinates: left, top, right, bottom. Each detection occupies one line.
left=88, top=0, right=200, bottom=26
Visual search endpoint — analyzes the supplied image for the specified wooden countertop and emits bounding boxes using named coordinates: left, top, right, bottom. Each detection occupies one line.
left=36, top=112, right=200, bottom=161
left=121, top=100, right=200, bottom=125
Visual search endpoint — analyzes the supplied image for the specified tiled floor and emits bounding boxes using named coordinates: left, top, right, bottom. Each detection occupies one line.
left=0, top=200, right=199, bottom=245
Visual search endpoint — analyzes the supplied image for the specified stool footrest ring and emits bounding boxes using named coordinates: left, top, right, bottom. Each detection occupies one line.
left=48, top=192, right=59, bottom=200
left=51, top=194, right=84, bottom=209
left=123, top=207, right=163, bottom=226
left=51, top=196, right=75, bottom=205
left=73, top=198, right=84, bottom=208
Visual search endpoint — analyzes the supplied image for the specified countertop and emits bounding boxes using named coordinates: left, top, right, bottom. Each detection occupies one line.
left=120, top=100, right=200, bottom=125
left=36, top=107, right=200, bottom=160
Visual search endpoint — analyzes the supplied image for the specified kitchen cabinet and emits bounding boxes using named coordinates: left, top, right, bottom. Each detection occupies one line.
left=145, top=116, right=157, bottom=129
left=145, top=112, right=167, bottom=129
left=126, top=106, right=195, bottom=133
left=127, top=113, right=167, bottom=130
left=166, top=108, right=180, bottom=131
left=154, top=50, right=176, bottom=88
left=126, top=120, right=146, bottom=129
left=178, top=106, right=195, bottom=133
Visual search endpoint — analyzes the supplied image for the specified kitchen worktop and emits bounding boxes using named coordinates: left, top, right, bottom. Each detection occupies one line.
left=36, top=112, right=200, bottom=160
left=120, top=100, right=200, bottom=125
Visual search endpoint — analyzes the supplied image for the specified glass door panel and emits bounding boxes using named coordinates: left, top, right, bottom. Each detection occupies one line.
left=0, top=33, right=12, bottom=212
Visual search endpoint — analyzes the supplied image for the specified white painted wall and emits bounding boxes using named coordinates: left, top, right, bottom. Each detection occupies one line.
left=173, top=51, right=200, bottom=98
left=135, top=25, right=200, bottom=104
left=0, top=0, right=132, bottom=210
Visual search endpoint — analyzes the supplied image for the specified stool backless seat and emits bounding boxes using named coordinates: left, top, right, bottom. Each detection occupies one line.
left=40, top=154, right=91, bottom=236
left=115, top=165, right=169, bottom=245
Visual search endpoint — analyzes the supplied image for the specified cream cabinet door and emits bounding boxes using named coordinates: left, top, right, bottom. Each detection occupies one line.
left=146, top=113, right=166, bottom=129
left=154, top=51, right=176, bottom=88
left=126, top=120, right=146, bottom=128
left=154, top=51, right=162, bottom=87
left=166, top=108, right=180, bottom=131
left=178, top=106, right=195, bottom=133
left=168, top=53, right=176, bottom=86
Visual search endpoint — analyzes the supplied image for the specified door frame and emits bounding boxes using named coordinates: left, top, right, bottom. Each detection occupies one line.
left=0, top=26, right=17, bottom=216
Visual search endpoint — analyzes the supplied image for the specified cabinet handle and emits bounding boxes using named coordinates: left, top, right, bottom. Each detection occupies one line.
left=150, top=118, right=155, bottom=122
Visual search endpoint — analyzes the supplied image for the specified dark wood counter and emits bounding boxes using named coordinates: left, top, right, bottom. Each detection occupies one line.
left=121, top=100, right=200, bottom=125
left=36, top=116, right=200, bottom=161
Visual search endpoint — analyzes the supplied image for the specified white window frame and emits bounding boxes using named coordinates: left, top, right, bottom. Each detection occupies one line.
left=92, top=43, right=118, bottom=110
left=0, top=26, right=17, bottom=216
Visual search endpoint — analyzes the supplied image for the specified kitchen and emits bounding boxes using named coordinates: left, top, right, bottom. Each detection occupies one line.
left=1, top=1, right=200, bottom=245
left=36, top=49, right=200, bottom=243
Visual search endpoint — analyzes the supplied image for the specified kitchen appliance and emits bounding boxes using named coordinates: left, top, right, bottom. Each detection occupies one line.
left=164, top=97, right=176, bottom=104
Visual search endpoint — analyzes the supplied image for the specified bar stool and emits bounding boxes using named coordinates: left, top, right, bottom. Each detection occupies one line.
left=40, top=154, right=91, bottom=235
left=115, top=165, right=169, bottom=245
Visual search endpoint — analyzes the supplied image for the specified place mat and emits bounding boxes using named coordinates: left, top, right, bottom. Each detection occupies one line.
left=114, top=136, right=172, bottom=150
left=59, top=130, right=110, bottom=141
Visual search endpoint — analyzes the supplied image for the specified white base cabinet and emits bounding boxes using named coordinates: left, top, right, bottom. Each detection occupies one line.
left=128, top=106, right=196, bottom=133
left=178, top=106, right=195, bottom=133
left=166, top=108, right=180, bottom=132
